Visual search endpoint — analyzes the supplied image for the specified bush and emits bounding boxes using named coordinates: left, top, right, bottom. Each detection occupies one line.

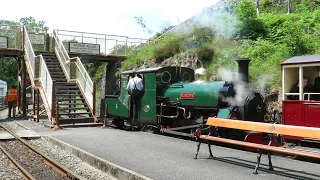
left=153, top=37, right=184, bottom=63
left=194, top=43, right=214, bottom=64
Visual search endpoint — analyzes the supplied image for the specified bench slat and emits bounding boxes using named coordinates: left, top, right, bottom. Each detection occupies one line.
left=206, top=118, right=320, bottom=140
left=200, top=135, right=320, bottom=159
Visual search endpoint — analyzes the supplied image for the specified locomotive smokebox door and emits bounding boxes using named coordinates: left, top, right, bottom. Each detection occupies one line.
left=243, top=92, right=265, bottom=122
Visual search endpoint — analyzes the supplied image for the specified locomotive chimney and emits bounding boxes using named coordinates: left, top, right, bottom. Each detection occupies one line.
left=236, top=58, right=251, bottom=83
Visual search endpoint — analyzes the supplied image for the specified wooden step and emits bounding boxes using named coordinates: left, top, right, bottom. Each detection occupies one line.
left=59, top=112, right=91, bottom=116
left=58, top=102, right=87, bottom=106
left=58, top=117, right=94, bottom=125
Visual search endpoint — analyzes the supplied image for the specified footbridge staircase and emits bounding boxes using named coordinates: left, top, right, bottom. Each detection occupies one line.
left=0, top=25, right=149, bottom=126
left=23, top=27, right=98, bottom=126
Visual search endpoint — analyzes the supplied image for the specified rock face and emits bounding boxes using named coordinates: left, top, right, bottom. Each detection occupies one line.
left=137, top=51, right=203, bottom=70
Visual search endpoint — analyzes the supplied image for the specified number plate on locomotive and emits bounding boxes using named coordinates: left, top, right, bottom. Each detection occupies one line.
left=180, top=92, right=195, bottom=99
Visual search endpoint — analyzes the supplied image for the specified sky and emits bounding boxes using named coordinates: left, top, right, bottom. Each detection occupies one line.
left=1, top=0, right=219, bottom=40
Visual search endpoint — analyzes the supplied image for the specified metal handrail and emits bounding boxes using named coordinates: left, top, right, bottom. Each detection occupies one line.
left=70, top=57, right=93, bottom=109
left=53, top=30, right=94, bottom=111
left=23, top=26, right=36, bottom=79
left=23, top=26, right=52, bottom=120
left=37, top=55, right=53, bottom=109
left=53, top=30, right=71, bottom=80
left=55, top=29, right=149, bottom=55
left=285, top=92, right=320, bottom=101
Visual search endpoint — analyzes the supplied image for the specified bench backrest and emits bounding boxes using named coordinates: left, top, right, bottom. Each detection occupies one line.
left=206, top=118, right=320, bottom=140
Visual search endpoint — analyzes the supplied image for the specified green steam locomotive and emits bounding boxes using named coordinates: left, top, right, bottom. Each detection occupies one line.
left=104, top=58, right=266, bottom=139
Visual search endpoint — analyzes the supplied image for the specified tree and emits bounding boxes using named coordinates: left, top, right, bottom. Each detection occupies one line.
left=134, top=16, right=154, bottom=36
left=19, top=16, right=49, bottom=33
left=0, top=17, right=49, bottom=88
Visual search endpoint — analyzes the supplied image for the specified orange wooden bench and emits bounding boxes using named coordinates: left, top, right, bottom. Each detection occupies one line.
left=194, top=117, right=320, bottom=174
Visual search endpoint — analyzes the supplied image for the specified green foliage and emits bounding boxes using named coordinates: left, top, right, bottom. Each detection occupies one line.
left=84, top=62, right=106, bottom=81
left=193, top=43, right=215, bottom=65
left=0, top=58, right=18, bottom=88
left=234, top=0, right=267, bottom=40
left=240, top=39, right=290, bottom=85
left=153, top=36, right=185, bottom=63
left=99, top=2, right=320, bottom=91
left=0, top=16, right=49, bottom=88
left=19, top=16, right=49, bottom=33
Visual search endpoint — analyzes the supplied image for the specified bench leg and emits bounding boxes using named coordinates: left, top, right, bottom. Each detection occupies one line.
left=253, top=151, right=263, bottom=174
left=194, top=140, right=201, bottom=159
left=208, top=141, right=214, bottom=158
left=268, top=152, right=274, bottom=171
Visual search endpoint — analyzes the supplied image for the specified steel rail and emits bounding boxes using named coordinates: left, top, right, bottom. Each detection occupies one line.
left=0, top=124, right=85, bottom=180
left=0, top=143, right=36, bottom=180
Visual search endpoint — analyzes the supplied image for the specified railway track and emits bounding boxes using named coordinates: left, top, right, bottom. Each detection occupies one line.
left=0, top=105, right=7, bottom=111
left=0, top=124, right=84, bottom=180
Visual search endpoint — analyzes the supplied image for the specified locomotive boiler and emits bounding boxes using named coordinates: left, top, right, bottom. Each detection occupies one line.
left=105, top=58, right=266, bottom=139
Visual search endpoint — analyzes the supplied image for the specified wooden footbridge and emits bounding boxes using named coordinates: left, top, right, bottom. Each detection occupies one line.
left=0, top=24, right=149, bottom=126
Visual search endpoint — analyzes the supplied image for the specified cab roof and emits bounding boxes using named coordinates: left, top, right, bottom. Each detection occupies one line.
left=121, top=66, right=193, bottom=74
left=281, top=54, right=320, bottom=66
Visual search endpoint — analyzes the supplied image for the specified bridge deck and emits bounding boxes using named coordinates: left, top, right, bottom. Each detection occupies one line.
left=0, top=49, right=23, bottom=57
left=16, top=119, right=320, bottom=180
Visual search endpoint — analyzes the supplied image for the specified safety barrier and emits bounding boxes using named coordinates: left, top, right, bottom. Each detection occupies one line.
left=23, top=26, right=36, bottom=80
left=23, top=26, right=53, bottom=121
left=70, top=57, right=94, bottom=110
left=0, top=25, right=22, bottom=50
left=55, top=29, right=149, bottom=55
left=53, top=30, right=71, bottom=80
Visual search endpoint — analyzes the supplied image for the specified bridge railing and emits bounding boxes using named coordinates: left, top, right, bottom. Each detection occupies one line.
left=70, top=57, right=94, bottom=110
left=55, top=29, right=149, bottom=56
left=23, top=26, right=53, bottom=121
left=0, top=25, right=22, bottom=50
left=53, top=30, right=71, bottom=80
left=23, top=26, right=36, bottom=80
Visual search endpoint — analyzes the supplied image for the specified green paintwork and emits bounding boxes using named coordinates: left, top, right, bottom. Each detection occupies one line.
left=218, top=109, right=231, bottom=119
left=139, top=73, right=156, bottom=123
left=105, top=74, right=131, bottom=117
left=164, top=81, right=225, bottom=107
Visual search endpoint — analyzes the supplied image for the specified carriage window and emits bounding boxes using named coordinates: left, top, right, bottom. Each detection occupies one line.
left=284, top=66, right=320, bottom=101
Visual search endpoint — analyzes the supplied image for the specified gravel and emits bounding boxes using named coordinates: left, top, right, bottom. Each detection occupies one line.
left=0, top=148, right=24, bottom=180
left=29, top=139, right=117, bottom=180
left=2, top=120, right=117, bottom=180
left=0, top=140, right=66, bottom=180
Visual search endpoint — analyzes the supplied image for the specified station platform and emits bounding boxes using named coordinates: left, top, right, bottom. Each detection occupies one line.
left=7, top=118, right=320, bottom=180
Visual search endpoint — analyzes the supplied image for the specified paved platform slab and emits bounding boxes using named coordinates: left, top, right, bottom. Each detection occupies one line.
left=17, top=119, right=320, bottom=180
left=0, top=129, right=40, bottom=140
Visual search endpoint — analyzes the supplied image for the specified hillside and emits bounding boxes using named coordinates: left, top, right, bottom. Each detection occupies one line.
left=114, top=0, right=320, bottom=91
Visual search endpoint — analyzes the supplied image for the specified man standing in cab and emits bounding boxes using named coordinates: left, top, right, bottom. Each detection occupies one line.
left=127, top=73, right=144, bottom=130
left=7, top=85, right=18, bottom=118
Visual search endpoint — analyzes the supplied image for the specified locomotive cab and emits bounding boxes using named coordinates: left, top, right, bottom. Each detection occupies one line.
left=281, top=54, right=320, bottom=141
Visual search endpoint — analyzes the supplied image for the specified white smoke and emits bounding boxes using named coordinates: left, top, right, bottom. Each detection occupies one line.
left=216, top=67, right=273, bottom=106
left=173, top=1, right=239, bottom=40
left=217, top=68, right=252, bottom=106
left=256, top=75, right=273, bottom=98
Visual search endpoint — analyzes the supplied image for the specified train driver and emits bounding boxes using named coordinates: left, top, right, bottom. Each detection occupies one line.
left=126, top=73, right=144, bottom=129
left=288, top=76, right=310, bottom=100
